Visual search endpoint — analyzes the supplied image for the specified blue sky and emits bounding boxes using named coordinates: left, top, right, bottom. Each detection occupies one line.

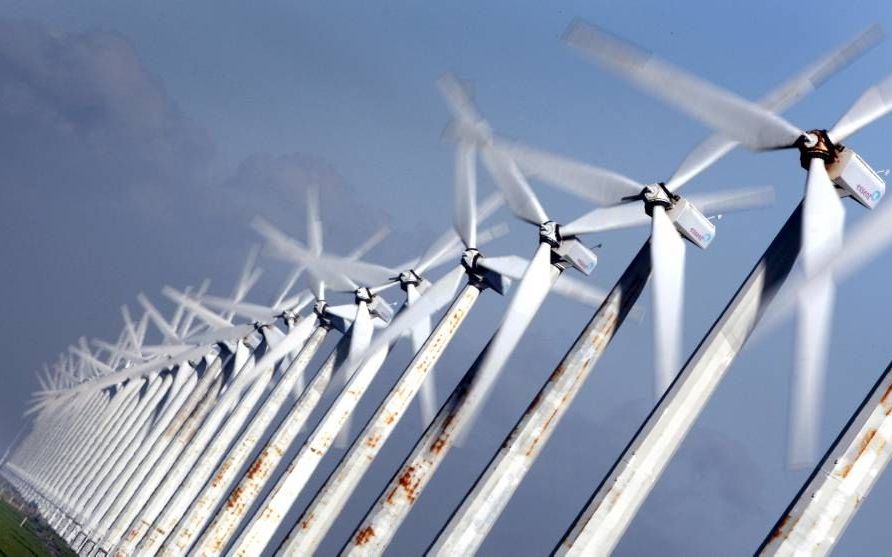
left=1, top=1, right=891, bottom=554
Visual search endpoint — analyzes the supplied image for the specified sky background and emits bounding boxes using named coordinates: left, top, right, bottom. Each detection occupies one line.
left=1, top=1, right=891, bottom=554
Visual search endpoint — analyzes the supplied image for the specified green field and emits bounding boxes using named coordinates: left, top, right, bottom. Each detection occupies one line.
left=0, top=498, right=74, bottom=557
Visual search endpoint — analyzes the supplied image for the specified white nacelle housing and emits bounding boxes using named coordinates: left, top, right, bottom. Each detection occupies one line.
left=828, top=148, right=885, bottom=209
left=668, top=198, right=715, bottom=249
left=554, top=238, right=598, bottom=275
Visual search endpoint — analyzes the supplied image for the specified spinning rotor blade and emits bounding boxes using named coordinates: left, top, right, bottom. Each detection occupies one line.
left=685, top=186, right=775, bottom=217
left=307, top=185, right=324, bottom=256
left=563, top=200, right=649, bottom=236
left=477, top=255, right=606, bottom=307
left=787, top=158, right=845, bottom=467
left=183, top=323, right=257, bottom=347
left=455, top=141, right=478, bottom=248
left=829, top=73, right=892, bottom=143
left=438, top=73, right=492, bottom=142
left=651, top=206, right=686, bottom=398
left=340, top=265, right=466, bottom=382
left=201, top=296, right=279, bottom=324
left=666, top=24, right=883, bottom=190
left=565, top=20, right=805, bottom=151
left=481, top=147, right=549, bottom=225
left=162, top=287, right=232, bottom=330
left=137, top=293, right=180, bottom=343
left=463, top=243, right=556, bottom=431
left=495, top=140, right=643, bottom=205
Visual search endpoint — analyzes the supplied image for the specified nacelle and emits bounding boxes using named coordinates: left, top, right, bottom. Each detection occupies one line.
left=554, top=238, right=598, bottom=275
left=668, top=198, right=715, bottom=249
left=828, top=148, right=885, bottom=209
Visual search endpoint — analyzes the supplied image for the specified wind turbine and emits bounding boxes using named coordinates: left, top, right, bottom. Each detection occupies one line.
left=141, top=203, right=391, bottom=556
left=552, top=22, right=890, bottom=556
left=565, top=19, right=892, bottom=467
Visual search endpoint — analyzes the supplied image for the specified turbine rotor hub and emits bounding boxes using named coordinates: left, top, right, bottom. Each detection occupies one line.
left=461, top=248, right=482, bottom=275
left=398, top=269, right=422, bottom=290
left=539, top=221, right=561, bottom=248
left=797, top=129, right=838, bottom=169
left=643, top=183, right=676, bottom=216
left=354, top=287, right=374, bottom=304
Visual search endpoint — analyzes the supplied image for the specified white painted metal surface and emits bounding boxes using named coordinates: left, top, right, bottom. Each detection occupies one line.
left=281, top=283, right=482, bottom=554
left=556, top=204, right=803, bottom=556
left=759, top=360, right=892, bottom=556
left=430, top=243, right=650, bottom=555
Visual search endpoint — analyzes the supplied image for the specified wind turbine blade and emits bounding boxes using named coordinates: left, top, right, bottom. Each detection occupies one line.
left=347, top=225, right=391, bottom=260
left=495, top=140, right=643, bottom=205
left=271, top=266, right=306, bottom=309
left=786, top=159, right=845, bottom=467
left=463, top=243, right=556, bottom=432
left=312, top=256, right=397, bottom=288
left=789, top=275, right=835, bottom=468
left=162, top=286, right=232, bottom=330
left=480, top=147, right=549, bottom=225
left=685, top=186, right=775, bottom=218
left=349, top=303, right=374, bottom=361
left=562, top=200, right=649, bottom=236
left=201, top=296, right=278, bottom=324
left=183, top=323, right=256, bottom=346
left=829, top=73, right=892, bottom=143
left=280, top=289, right=315, bottom=314
left=564, top=20, right=804, bottom=150
left=651, top=206, right=686, bottom=398
left=179, top=279, right=210, bottom=337
left=802, top=160, right=845, bottom=276
left=137, top=293, right=180, bottom=343
left=121, top=305, right=142, bottom=352
left=666, top=24, right=883, bottom=190
left=307, top=185, right=324, bottom=256
left=455, top=141, right=478, bottom=248
left=418, top=222, right=510, bottom=275
left=758, top=188, right=892, bottom=337
left=342, top=266, right=465, bottom=380
left=437, top=73, right=491, bottom=141
left=552, top=274, right=609, bottom=308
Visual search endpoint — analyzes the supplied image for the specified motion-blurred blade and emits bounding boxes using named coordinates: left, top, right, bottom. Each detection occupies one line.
left=829, top=73, right=892, bottom=143
left=438, top=73, right=492, bottom=142
left=789, top=276, right=834, bottom=468
left=201, top=296, right=278, bottom=324
left=121, top=305, right=141, bottom=349
left=162, top=287, right=232, bottom=329
left=552, top=274, right=609, bottom=308
left=562, top=200, right=649, bottom=236
left=271, top=266, right=305, bottom=309
left=685, top=186, right=775, bottom=218
left=349, top=303, right=374, bottom=361
left=651, top=206, right=686, bottom=398
left=313, top=256, right=397, bottom=289
left=344, top=266, right=465, bottom=377
left=184, top=323, right=256, bottom=346
left=347, top=226, right=391, bottom=260
left=564, top=20, right=804, bottom=150
left=802, top=160, right=845, bottom=274
left=480, top=147, right=548, bottom=225
left=418, top=222, right=510, bottom=274
left=455, top=141, right=478, bottom=248
left=137, top=293, right=180, bottom=343
left=307, top=185, right=324, bottom=256
left=666, top=24, right=883, bottom=190
left=462, top=243, right=556, bottom=433
left=495, top=140, right=643, bottom=205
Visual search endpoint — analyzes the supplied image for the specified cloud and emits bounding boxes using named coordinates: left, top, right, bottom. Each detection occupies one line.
left=0, top=18, right=375, bottom=446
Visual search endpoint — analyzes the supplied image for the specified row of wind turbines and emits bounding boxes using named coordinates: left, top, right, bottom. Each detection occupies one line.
left=4, top=19, right=892, bottom=556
